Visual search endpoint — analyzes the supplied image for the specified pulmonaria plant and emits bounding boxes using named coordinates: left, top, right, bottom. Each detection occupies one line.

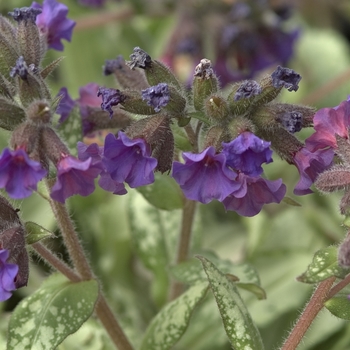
left=54, top=46, right=333, bottom=217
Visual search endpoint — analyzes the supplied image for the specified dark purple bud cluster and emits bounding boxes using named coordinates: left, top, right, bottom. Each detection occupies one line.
left=141, top=83, right=170, bottom=112
left=8, top=7, right=41, bottom=23
left=271, top=65, right=301, bottom=92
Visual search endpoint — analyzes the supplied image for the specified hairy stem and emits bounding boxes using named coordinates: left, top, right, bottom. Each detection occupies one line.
left=327, top=273, right=350, bottom=299
left=169, top=199, right=197, bottom=300
left=281, top=277, right=336, bottom=350
left=44, top=180, right=134, bottom=350
left=32, top=242, right=80, bottom=282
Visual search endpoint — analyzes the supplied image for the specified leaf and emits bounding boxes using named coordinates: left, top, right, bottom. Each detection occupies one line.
left=140, top=282, right=208, bottom=350
left=137, top=172, right=184, bottom=210
left=41, top=57, right=65, bottom=79
left=24, top=221, right=55, bottom=244
left=198, top=256, right=265, bottom=350
left=297, top=246, right=350, bottom=283
left=282, top=196, right=302, bottom=207
left=324, top=296, right=350, bottom=320
left=170, top=256, right=265, bottom=299
left=0, top=96, right=26, bottom=130
left=7, top=274, right=99, bottom=350
left=128, top=190, right=171, bottom=305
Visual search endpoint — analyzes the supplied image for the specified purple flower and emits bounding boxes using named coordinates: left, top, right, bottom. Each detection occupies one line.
left=172, top=146, right=240, bottom=204
left=0, top=148, right=47, bottom=199
left=8, top=7, right=42, bottom=23
left=0, top=249, right=18, bottom=301
left=279, top=111, right=303, bottom=134
left=141, top=83, right=170, bottom=112
left=271, top=65, right=301, bottom=92
left=10, top=56, right=29, bottom=80
left=56, top=87, right=76, bottom=123
left=97, top=87, right=126, bottom=118
left=31, top=0, right=76, bottom=51
left=306, top=99, right=350, bottom=151
left=103, top=132, right=157, bottom=188
left=234, top=80, right=262, bottom=101
left=103, top=55, right=124, bottom=76
left=223, top=174, right=286, bottom=217
left=77, top=141, right=127, bottom=195
left=222, top=132, right=273, bottom=176
left=292, top=146, right=334, bottom=195
left=50, top=155, right=100, bottom=202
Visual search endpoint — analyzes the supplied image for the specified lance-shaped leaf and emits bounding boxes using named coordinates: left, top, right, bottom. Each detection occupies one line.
left=198, top=256, right=265, bottom=350
left=41, top=57, right=65, bottom=80
left=297, top=246, right=350, bottom=283
left=7, top=274, right=99, bottom=350
left=140, top=282, right=208, bottom=350
left=324, top=296, right=350, bottom=320
left=24, top=221, right=55, bottom=245
left=0, top=96, right=26, bottom=130
left=171, top=256, right=265, bottom=299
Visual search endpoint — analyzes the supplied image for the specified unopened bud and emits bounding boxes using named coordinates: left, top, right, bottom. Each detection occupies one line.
left=192, top=59, right=218, bottom=111
left=228, top=80, right=261, bottom=115
left=127, top=47, right=183, bottom=92
left=315, top=165, right=350, bottom=193
left=204, top=94, right=229, bottom=123
left=25, top=100, right=51, bottom=124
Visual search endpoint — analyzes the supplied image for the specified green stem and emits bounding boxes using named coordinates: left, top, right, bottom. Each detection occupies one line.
left=44, top=179, right=134, bottom=350
left=188, top=112, right=210, bottom=126
left=169, top=199, right=197, bottom=300
left=32, top=242, right=80, bottom=282
left=280, top=277, right=336, bottom=350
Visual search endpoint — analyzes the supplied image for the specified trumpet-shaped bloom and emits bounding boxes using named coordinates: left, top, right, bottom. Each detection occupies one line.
left=222, top=132, right=272, bottom=176
left=31, top=0, right=76, bottom=51
left=172, top=146, right=240, bottom=204
left=0, top=148, right=47, bottom=199
left=103, top=132, right=157, bottom=188
left=50, top=155, right=100, bottom=202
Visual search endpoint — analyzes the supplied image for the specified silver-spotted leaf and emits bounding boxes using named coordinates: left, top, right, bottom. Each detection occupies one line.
left=297, top=246, right=350, bottom=283
left=324, top=296, right=350, bottom=320
left=170, top=256, right=264, bottom=299
left=25, top=221, right=55, bottom=244
left=7, top=274, right=99, bottom=350
left=140, top=282, right=208, bottom=350
left=198, top=256, right=265, bottom=350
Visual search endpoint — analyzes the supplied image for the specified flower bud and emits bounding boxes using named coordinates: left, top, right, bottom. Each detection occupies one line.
left=126, top=115, right=174, bottom=173
left=227, top=80, right=262, bottom=116
left=127, top=47, right=183, bottom=92
left=204, top=125, right=229, bottom=150
left=103, top=55, right=149, bottom=90
left=25, top=100, right=51, bottom=124
left=315, top=165, right=350, bottom=193
left=98, top=87, right=157, bottom=117
left=192, top=59, right=218, bottom=111
left=227, top=116, right=256, bottom=140
left=204, top=94, right=229, bottom=124
left=142, top=83, right=186, bottom=116
left=9, top=7, right=44, bottom=67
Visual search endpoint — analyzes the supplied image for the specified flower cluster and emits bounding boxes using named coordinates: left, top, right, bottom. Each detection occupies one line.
left=173, top=132, right=286, bottom=216
left=0, top=3, right=334, bottom=217
left=55, top=47, right=334, bottom=216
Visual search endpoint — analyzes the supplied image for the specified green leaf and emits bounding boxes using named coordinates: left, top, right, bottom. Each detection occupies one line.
left=24, top=221, right=55, bottom=244
left=198, top=256, right=265, bottom=350
left=324, top=296, right=350, bottom=320
left=137, top=172, right=184, bottom=210
left=0, top=96, right=26, bottom=130
left=170, top=256, right=264, bottom=299
left=7, top=274, right=99, bottom=350
left=128, top=190, right=171, bottom=305
left=140, top=282, right=208, bottom=350
left=297, top=246, right=350, bottom=283
left=282, top=196, right=302, bottom=207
